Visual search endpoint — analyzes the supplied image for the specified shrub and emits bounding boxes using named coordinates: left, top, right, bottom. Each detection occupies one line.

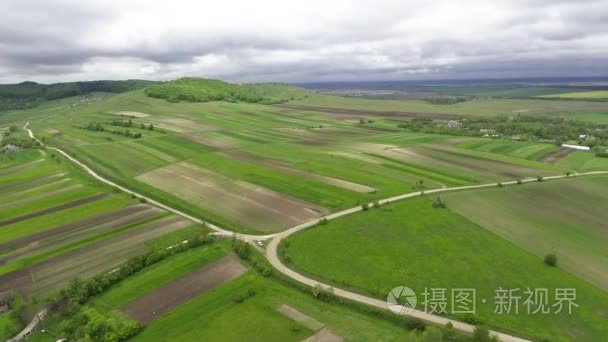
left=362, top=203, right=369, bottom=211
left=537, top=176, right=543, bottom=182
left=318, top=217, right=328, bottom=225
left=139, top=197, right=147, bottom=204
left=516, top=179, right=523, bottom=185
left=432, top=196, right=447, bottom=209
left=497, top=182, right=503, bottom=187
left=544, top=254, right=557, bottom=267
left=373, top=201, right=380, bottom=208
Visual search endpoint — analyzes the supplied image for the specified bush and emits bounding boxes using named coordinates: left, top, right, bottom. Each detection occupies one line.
left=318, top=217, right=328, bottom=225
left=497, top=182, right=503, bottom=187
left=516, top=179, right=523, bottom=185
left=432, top=196, right=447, bottom=209
left=544, top=253, right=557, bottom=267
left=537, top=176, right=543, bottom=182
left=139, top=197, right=147, bottom=204
left=362, top=203, right=369, bottom=211
left=373, top=201, right=380, bottom=208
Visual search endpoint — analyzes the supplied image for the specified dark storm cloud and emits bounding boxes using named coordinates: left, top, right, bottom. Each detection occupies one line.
left=0, top=0, right=606, bottom=83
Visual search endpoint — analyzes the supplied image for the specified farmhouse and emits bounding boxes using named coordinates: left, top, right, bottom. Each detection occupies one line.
left=562, top=143, right=591, bottom=151
left=1, top=144, right=21, bottom=153
left=447, top=120, right=462, bottom=129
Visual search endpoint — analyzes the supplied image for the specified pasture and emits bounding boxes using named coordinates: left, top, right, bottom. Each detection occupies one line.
left=281, top=197, right=608, bottom=341
left=443, top=176, right=608, bottom=291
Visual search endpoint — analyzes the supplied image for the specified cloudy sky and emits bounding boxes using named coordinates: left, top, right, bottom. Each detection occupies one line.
left=1, top=0, right=607, bottom=84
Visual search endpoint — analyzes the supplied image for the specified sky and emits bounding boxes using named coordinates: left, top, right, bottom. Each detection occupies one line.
left=1, top=0, right=607, bottom=84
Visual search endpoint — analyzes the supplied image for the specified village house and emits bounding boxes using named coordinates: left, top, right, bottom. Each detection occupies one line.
left=1, top=144, right=21, bottom=153
left=447, top=120, right=463, bottom=129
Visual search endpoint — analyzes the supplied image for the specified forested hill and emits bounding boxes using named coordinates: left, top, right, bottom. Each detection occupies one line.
left=0, top=80, right=156, bottom=111
left=144, top=77, right=309, bottom=104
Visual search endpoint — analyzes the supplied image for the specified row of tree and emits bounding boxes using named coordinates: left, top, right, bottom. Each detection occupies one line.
left=48, top=233, right=217, bottom=341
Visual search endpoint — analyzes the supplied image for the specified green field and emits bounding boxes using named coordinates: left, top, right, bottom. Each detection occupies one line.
left=443, top=176, right=608, bottom=291
left=281, top=197, right=608, bottom=341
left=540, top=90, right=608, bottom=99
left=30, top=240, right=464, bottom=341
left=3, top=79, right=608, bottom=341
left=19, top=89, right=574, bottom=233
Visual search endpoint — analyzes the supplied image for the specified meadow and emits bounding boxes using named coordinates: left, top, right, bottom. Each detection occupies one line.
left=281, top=196, right=608, bottom=341
left=443, top=176, right=608, bottom=291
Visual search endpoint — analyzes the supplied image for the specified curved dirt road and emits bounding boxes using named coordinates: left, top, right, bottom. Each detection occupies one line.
left=25, top=122, right=608, bottom=341
left=265, top=172, right=608, bottom=342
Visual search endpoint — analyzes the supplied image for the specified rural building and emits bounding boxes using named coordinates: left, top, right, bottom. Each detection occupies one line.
left=1, top=144, right=21, bottom=153
left=447, top=120, right=463, bottom=129
left=562, top=143, right=590, bottom=151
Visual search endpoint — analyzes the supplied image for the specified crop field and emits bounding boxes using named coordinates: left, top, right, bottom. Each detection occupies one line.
left=3, top=80, right=608, bottom=341
left=89, top=243, right=422, bottom=341
left=16, top=241, right=442, bottom=342
left=443, top=176, right=608, bottom=291
left=281, top=196, right=608, bottom=341
left=539, top=90, right=608, bottom=99
left=0, top=147, right=201, bottom=298
left=18, top=89, right=585, bottom=235
left=287, top=94, right=608, bottom=122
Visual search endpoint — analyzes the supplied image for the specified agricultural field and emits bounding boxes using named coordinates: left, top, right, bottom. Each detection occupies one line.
left=443, top=176, right=608, bottom=291
left=285, top=93, right=608, bottom=123
left=539, top=90, right=608, bottom=99
left=21, top=88, right=575, bottom=233
left=30, top=240, right=467, bottom=342
left=281, top=196, right=608, bottom=341
left=2, top=79, right=608, bottom=341
left=0, top=147, right=203, bottom=298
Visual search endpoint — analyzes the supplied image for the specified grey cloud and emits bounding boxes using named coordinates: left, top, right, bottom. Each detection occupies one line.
left=0, top=0, right=607, bottom=83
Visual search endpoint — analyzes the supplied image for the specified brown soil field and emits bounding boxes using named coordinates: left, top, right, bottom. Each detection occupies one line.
left=0, top=205, right=149, bottom=252
left=136, top=162, right=328, bottom=232
left=0, top=193, right=109, bottom=227
left=274, top=104, right=460, bottom=120
left=539, top=147, right=575, bottom=164
left=304, top=328, right=343, bottom=342
left=0, top=205, right=162, bottom=264
left=223, top=151, right=376, bottom=193
left=277, top=304, right=324, bottom=331
left=0, top=216, right=191, bottom=297
left=109, top=111, right=151, bottom=118
left=122, top=255, right=246, bottom=322
left=182, top=133, right=234, bottom=149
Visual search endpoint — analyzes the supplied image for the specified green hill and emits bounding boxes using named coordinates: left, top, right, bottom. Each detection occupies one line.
left=144, top=78, right=309, bottom=104
left=0, top=80, right=156, bottom=111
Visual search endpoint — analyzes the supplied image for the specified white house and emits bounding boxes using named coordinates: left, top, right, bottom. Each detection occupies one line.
left=562, top=143, right=590, bottom=151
